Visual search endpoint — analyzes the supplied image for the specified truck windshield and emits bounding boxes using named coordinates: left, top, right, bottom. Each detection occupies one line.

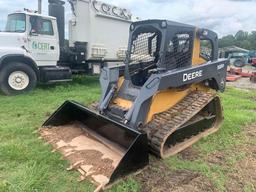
left=5, top=13, right=26, bottom=33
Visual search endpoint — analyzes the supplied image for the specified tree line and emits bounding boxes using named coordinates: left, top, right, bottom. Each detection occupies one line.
left=219, top=30, right=256, bottom=50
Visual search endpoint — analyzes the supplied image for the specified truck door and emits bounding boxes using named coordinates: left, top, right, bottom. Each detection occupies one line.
left=28, top=16, right=59, bottom=66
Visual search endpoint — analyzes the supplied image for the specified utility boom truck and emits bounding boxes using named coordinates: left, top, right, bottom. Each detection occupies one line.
left=0, top=0, right=132, bottom=95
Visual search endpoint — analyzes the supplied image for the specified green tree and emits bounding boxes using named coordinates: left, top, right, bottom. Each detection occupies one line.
left=235, top=30, right=248, bottom=41
left=219, top=35, right=236, bottom=48
left=219, top=30, right=256, bottom=50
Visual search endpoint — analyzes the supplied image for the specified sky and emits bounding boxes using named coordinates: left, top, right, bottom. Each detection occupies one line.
left=0, top=0, right=255, bottom=37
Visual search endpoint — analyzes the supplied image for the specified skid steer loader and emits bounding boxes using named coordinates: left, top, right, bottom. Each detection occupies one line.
left=40, top=20, right=228, bottom=190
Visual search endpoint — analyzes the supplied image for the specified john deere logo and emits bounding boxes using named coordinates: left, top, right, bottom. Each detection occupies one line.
left=32, top=41, right=50, bottom=51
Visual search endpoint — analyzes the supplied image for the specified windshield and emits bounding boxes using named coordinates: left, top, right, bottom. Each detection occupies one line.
left=129, top=31, right=161, bottom=65
left=5, top=13, right=26, bottom=33
left=126, top=28, right=162, bottom=86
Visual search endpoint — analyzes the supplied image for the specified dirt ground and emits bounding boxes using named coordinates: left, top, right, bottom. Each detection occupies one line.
left=227, top=77, right=256, bottom=90
left=135, top=124, right=256, bottom=192
left=135, top=157, right=215, bottom=192
left=227, top=65, right=256, bottom=90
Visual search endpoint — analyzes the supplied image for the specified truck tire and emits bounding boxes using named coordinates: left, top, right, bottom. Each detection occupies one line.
left=0, top=62, right=37, bottom=95
left=233, top=59, right=245, bottom=68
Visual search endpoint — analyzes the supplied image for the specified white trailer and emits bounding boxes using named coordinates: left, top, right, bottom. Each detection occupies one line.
left=0, top=0, right=132, bottom=95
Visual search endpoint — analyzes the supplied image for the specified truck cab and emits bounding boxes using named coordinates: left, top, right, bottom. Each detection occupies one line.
left=4, top=12, right=60, bottom=65
left=0, top=0, right=133, bottom=95
left=0, top=10, right=71, bottom=95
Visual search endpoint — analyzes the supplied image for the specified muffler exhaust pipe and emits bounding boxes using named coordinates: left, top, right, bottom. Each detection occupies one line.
left=38, top=0, right=42, bottom=14
left=40, top=101, right=149, bottom=190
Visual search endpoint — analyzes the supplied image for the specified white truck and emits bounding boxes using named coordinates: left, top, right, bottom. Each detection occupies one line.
left=0, top=0, right=132, bottom=95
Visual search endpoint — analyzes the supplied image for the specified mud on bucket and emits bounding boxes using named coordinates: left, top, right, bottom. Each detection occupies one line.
left=39, top=101, right=149, bottom=191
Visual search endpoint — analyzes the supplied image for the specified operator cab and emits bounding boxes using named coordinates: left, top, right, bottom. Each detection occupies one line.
left=125, top=20, right=218, bottom=87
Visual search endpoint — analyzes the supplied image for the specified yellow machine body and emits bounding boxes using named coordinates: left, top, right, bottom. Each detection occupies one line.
left=111, top=29, right=210, bottom=124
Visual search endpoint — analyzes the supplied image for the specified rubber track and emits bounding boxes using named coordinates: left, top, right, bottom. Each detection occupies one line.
left=140, top=91, right=217, bottom=158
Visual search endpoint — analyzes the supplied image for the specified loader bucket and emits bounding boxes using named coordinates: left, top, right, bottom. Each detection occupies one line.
left=40, top=101, right=149, bottom=190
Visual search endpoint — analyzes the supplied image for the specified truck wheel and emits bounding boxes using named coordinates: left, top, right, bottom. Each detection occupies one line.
left=233, top=59, right=245, bottom=68
left=0, top=62, right=37, bottom=95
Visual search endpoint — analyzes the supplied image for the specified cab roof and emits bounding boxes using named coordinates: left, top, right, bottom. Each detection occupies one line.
left=9, top=11, right=56, bottom=20
left=132, top=19, right=195, bottom=30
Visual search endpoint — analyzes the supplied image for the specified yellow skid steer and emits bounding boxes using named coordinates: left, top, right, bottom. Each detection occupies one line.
left=40, top=20, right=228, bottom=190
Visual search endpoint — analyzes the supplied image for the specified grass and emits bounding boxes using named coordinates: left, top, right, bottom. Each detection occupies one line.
left=165, top=87, right=256, bottom=191
left=0, top=76, right=99, bottom=192
left=0, top=76, right=256, bottom=192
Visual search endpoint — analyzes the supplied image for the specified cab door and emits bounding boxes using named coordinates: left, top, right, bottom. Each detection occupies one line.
left=27, top=15, right=60, bottom=66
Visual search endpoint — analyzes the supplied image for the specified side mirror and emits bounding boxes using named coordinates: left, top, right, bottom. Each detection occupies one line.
left=30, top=29, right=38, bottom=36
